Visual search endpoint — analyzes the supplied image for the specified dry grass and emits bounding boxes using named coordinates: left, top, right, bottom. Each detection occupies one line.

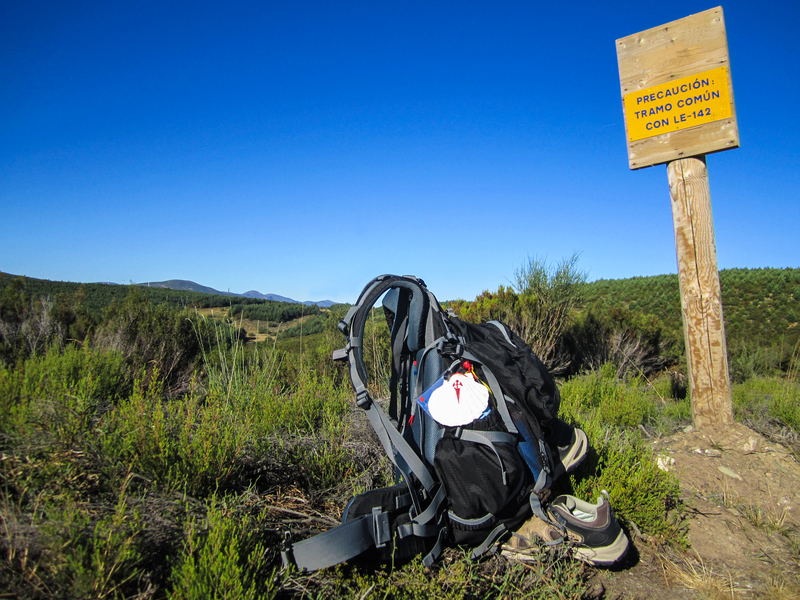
left=662, top=552, right=744, bottom=599
left=764, top=577, right=800, bottom=600
left=715, top=479, right=792, bottom=536
left=194, top=307, right=273, bottom=342
left=661, top=552, right=800, bottom=599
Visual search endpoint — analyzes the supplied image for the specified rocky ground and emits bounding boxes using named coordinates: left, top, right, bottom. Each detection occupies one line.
left=591, top=422, right=800, bottom=599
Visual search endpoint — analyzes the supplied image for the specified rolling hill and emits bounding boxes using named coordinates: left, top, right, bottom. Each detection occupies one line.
left=0, top=272, right=334, bottom=308
left=137, top=279, right=335, bottom=307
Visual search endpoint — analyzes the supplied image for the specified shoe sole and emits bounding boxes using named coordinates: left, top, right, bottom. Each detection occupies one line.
left=561, top=428, right=589, bottom=473
left=571, top=528, right=629, bottom=566
left=500, top=545, right=547, bottom=563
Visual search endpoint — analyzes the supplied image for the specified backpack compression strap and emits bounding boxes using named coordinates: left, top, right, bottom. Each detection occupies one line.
left=282, top=509, right=392, bottom=572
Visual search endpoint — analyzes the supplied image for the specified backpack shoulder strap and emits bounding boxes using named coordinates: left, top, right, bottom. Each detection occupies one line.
left=333, top=275, right=449, bottom=493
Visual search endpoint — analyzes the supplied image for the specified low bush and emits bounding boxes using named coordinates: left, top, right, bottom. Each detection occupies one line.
left=168, top=499, right=277, bottom=600
left=281, top=549, right=587, bottom=600
left=559, top=364, right=656, bottom=428
left=99, top=376, right=252, bottom=495
left=732, top=374, right=800, bottom=433
left=0, top=344, right=129, bottom=450
left=0, top=480, right=144, bottom=600
left=558, top=368, right=686, bottom=541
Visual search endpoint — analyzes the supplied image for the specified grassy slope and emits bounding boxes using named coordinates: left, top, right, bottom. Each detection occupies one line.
left=582, top=267, right=800, bottom=349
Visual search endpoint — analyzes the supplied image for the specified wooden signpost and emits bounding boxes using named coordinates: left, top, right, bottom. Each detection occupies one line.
left=616, top=7, right=738, bottom=428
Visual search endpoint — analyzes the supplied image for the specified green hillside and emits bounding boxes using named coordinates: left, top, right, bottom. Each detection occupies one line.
left=583, top=267, right=800, bottom=350
left=3, top=267, right=798, bottom=363
left=0, top=272, right=308, bottom=319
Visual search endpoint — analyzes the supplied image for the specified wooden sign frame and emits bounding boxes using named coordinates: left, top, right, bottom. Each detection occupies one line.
left=616, top=6, right=739, bottom=169
left=616, top=8, right=738, bottom=428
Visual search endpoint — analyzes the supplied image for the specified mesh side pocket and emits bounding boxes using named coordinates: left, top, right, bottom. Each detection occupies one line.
left=433, top=410, right=532, bottom=546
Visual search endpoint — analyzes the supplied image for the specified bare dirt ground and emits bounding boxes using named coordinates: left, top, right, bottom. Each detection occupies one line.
left=590, top=422, right=800, bottom=599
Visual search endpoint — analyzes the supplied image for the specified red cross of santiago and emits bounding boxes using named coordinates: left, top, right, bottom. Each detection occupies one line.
left=452, top=379, right=463, bottom=403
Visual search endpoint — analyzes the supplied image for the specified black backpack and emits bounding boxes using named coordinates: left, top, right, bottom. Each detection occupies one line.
left=281, top=275, right=574, bottom=571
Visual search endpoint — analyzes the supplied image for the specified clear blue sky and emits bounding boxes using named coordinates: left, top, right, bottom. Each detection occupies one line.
left=2, top=1, right=798, bottom=303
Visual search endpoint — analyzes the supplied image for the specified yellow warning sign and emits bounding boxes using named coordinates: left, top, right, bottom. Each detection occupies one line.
left=623, top=67, right=733, bottom=142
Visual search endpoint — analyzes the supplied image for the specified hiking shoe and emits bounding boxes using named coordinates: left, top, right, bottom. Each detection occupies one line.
left=500, top=513, right=564, bottom=562
left=547, top=420, right=589, bottom=479
left=549, top=493, right=629, bottom=566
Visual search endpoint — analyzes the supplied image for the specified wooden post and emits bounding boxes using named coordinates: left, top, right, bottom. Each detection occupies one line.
left=617, top=8, right=740, bottom=428
left=667, top=156, right=733, bottom=427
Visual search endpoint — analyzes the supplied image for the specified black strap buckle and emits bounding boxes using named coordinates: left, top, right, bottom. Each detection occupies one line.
left=356, top=389, right=372, bottom=408
left=280, top=531, right=295, bottom=568
left=372, top=507, right=391, bottom=548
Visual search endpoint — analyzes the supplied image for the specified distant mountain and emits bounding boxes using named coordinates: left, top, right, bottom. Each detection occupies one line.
left=306, top=299, right=337, bottom=308
left=137, top=280, right=335, bottom=307
left=241, top=290, right=296, bottom=302
left=139, top=279, right=235, bottom=296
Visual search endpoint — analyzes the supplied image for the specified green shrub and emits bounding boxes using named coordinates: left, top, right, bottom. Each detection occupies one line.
left=451, top=254, right=587, bottom=374
left=558, top=371, right=684, bottom=542
left=99, top=376, right=250, bottom=495
left=558, top=366, right=656, bottom=428
left=1, top=484, right=143, bottom=600
left=193, top=316, right=281, bottom=411
left=732, top=375, right=800, bottom=432
left=0, top=345, right=129, bottom=450
left=289, top=549, right=587, bottom=600
left=168, top=499, right=277, bottom=600
left=94, top=291, right=208, bottom=391
left=728, top=343, right=787, bottom=383
left=566, top=429, right=682, bottom=540
left=275, top=314, right=327, bottom=340
left=96, top=341, right=352, bottom=495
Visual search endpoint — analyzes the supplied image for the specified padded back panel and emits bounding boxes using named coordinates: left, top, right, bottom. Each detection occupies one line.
left=410, top=347, right=445, bottom=467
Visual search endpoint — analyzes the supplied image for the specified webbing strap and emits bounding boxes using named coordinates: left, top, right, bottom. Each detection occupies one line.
left=455, top=430, right=516, bottom=486
left=398, top=487, right=448, bottom=562
left=362, top=395, right=437, bottom=492
left=355, top=388, right=395, bottom=463
left=346, top=275, right=434, bottom=392
left=487, top=320, right=516, bottom=347
left=422, top=522, right=449, bottom=568
left=457, top=430, right=516, bottom=445
left=388, top=315, right=408, bottom=422
left=413, top=337, right=448, bottom=398
left=396, top=486, right=446, bottom=539
left=338, top=275, right=441, bottom=494
left=413, top=485, right=446, bottom=525
left=460, top=350, right=518, bottom=435
left=529, top=491, right=552, bottom=525
left=470, top=523, right=508, bottom=559
left=533, top=467, right=549, bottom=493
left=397, top=521, right=444, bottom=539
left=283, top=513, right=378, bottom=572
left=394, top=492, right=413, bottom=510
